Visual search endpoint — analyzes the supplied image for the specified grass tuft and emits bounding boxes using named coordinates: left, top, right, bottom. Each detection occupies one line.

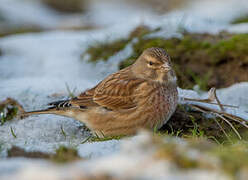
left=51, top=146, right=80, bottom=163
left=232, top=15, right=248, bottom=24
left=82, top=25, right=156, bottom=63
left=160, top=104, right=248, bottom=145
left=82, top=134, right=125, bottom=143
left=153, top=133, right=248, bottom=178
left=10, top=127, right=17, bottom=138
left=0, top=105, right=18, bottom=125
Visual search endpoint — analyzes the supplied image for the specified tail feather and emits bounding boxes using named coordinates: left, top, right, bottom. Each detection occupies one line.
left=23, top=99, right=71, bottom=116
left=48, top=100, right=72, bottom=108
left=23, top=108, right=58, bottom=116
left=22, top=100, right=70, bottom=116
left=22, top=99, right=84, bottom=118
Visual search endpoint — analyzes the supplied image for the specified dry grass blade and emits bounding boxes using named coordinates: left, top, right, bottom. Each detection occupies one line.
left=211, top=87, right=224, bottom=111
left=189, top=104, right=243, bottom=140
left=182, top=86, right=247, bottom=136
left=214, top=113, right=242, bottom=140
left=189, top=104, right=231, bottom=141
left=191, top=104, right=247, bottom=128
left=183, top=97, right=238, bottom=108
left=212, top=117, right=232, bottom=142
left=223, top=113, right=248, bottom=128
left=183, top=87, right=239, bottom=109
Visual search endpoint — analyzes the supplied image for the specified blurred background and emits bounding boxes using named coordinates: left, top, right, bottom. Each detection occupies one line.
left=0, top=0, right=248, bottom=179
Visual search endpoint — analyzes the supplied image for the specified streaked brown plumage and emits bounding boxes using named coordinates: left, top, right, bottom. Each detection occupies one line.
left=25, top=47, right=178, bottom=137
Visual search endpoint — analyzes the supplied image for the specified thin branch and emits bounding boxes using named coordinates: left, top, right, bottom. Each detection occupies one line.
left=190, top=104, right=247, bottom=126
left=212, top=88, right=224, bottom=111
left=183, top=97, right=238, bottom=108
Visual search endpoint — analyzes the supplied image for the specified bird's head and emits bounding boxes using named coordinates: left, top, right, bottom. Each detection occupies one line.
left=132, top=47, right=177, bottom=84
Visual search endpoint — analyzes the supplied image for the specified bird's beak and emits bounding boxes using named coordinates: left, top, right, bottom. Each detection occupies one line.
left=161, top=63, right=171, bottom=72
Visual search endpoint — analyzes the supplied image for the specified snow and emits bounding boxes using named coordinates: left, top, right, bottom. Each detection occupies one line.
left=0, top=132, right=229, bottom=180
left=78, top=140, right=121, bottom=158
left=178, top=82, right=248, bottom=120
left=0, top=0, right=60, bottom=28
left=0, top=0, right=248, bottom=179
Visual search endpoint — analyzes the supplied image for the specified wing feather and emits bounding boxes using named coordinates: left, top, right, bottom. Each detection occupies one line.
left=70, top=68, right=145, bottom=110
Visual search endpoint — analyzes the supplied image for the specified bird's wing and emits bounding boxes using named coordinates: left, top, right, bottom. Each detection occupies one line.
left=71, top=69, right=145, bottom=110
left=70, top=86, right=99, bottom=108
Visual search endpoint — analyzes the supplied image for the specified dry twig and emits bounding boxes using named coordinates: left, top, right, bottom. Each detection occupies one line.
left=183, top=87, right=247, bottom=140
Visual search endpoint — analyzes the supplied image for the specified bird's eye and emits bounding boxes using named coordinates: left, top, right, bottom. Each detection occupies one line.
left=148, top=61, right=153, bottom=66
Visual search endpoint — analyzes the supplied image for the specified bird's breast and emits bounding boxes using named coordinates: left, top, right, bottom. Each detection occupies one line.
left=145, top=83, right=178, bottom=126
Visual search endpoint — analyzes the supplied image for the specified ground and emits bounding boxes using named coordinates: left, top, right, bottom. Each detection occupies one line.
left=0, top=0, right=248, bottom=179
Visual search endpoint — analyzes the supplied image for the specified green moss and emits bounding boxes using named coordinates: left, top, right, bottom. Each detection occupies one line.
left=83, top=39, right=130, bottom=62
left=160, top=104, right=247, bottom=144
left=209, top=34, right=248, bottom=64
left=154, top=134, right=248, bottom=177
left=120, top=35, right=212, bottom=89
left=0, top=105, right=18, bottom=125
left=213, top=143, right=248, bottom=176
left=232, top=15, right=248, bottom=24
left=83, top=25, right=156, bottom=63
left=155, top=142, right=201, bottom=169
left=120, top=33, right=248, bottom=90
left=51, top=146, right=80, bottom=163
left=83, top=27, right=248, bottom=90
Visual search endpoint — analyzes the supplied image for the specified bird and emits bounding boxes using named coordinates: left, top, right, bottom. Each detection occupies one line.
left=24, top=47, right=178, bottom=137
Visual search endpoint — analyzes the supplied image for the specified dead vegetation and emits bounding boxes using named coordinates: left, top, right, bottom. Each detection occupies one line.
left=41, top=0, right=88, bottom=13
left=8, top=145, right=81, bottom=163
left=0, top=98, right=25, bottom=125
left=163, top=88, right=248, bottom=143
left=84, top=27, right=248, bottom=90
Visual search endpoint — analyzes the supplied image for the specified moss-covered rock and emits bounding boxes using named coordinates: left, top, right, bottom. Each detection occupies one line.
left=120, top=32, right=248, bottom=90
left=84, top=27, right=248, bottom=90
left=82, top=25, right=155, bottom=63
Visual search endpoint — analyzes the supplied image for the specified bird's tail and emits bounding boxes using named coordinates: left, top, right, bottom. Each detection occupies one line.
left=22, top=99, right=71, bottom=117
left=23, top=108, right=58, bottom=116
